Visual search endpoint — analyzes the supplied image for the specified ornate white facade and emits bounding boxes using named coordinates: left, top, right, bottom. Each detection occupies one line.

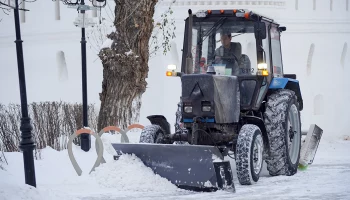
left=0, top=0, right=349, bottom=138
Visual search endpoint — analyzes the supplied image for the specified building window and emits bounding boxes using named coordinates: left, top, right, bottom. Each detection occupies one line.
left=341, top=43, right=348, bottom=69
left=313, top=0, right=316, bottom=10
left=57, top=51, right=68, bottom=81
left=307, top=43, right=315, bottom=76
left=55, top=0, right=60, bottom=20
left=295, top=0, right=298, bottom=10
left=314, top=95, right=324, bottom=115
left=20, top=0, right=25, bottom=23
left=330, top=0, right=333, bottom=11
left=347, top=0, right=349, bottom=11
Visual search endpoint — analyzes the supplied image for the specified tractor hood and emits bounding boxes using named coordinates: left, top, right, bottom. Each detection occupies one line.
left=181, top=74, right=240, bottom=123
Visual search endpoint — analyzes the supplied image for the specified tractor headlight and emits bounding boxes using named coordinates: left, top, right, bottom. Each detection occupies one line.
left=167, top=64, right=177, bottom=70
left=257, top=63, right=267, bottom=70
left=184, top=106, right=193, bottom=113
left=202, top=106, right=211, bottom=112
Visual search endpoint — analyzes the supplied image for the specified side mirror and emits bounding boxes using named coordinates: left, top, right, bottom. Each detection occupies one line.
left=254, top=22, right=266, bottom=39
left=278, top=26, right=287, bottom=32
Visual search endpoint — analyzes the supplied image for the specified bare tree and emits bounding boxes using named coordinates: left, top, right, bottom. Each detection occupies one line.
left=97, top=0, right=176, bottom=130
left=0, top=0, right=37, bottom=22
left=87, top=0, right=176, bottom=59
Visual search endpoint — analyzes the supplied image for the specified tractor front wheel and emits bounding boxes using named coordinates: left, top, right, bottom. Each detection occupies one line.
left=235, top=124, right=264, bottom=185
left=139, top=125, right=166, bottom=143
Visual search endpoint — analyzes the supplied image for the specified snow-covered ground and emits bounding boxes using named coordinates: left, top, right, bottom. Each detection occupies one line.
left=1, top=1, right=350, bottom=199
left=1, top=133, right=350, bottom=200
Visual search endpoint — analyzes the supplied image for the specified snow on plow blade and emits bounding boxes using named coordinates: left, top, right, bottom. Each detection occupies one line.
left=299, top=124, right=323, bottom=167
left=111, top=143, right=235, bottom=192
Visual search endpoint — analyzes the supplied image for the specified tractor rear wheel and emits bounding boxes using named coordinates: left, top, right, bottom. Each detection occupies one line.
left=264, top=89, right=301, bottom=176
left=235, top=124, right=264, bottom=185
left=139, top=125, right=166, bottom=143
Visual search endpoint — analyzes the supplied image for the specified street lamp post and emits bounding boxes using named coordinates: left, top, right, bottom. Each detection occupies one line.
left=65, top=0, right=106, bottom=152
left=80, top=0, right=90, bottom=152
left=13, top=0, right=36, bottom=187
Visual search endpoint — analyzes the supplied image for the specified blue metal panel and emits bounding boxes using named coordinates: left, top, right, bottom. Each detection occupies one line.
left=183, top=119, right=193, bottom=123
left=269, top=77, right=299, bottom=89
left=183, top=118, right=215, bottom=123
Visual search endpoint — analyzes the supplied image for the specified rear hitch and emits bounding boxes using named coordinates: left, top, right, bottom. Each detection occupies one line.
left=191, top=121, right=199, bottom=145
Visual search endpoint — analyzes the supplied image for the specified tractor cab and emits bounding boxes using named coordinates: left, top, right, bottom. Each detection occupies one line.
left=176, top=9, right=287, bottom=110
left=180, top=9, right=286, bottom=77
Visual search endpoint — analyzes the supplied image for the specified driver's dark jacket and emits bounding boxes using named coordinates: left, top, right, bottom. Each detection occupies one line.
left=214, top=42, right=242, bottom=75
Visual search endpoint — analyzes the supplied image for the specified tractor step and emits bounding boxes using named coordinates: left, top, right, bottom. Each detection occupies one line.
left=111, top=143, right=235, bottom=192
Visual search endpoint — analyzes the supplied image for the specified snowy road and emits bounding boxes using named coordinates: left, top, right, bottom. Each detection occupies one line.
left=1, top=137, right=350, bottom=200
left=79, top=158, right=350, bottom=200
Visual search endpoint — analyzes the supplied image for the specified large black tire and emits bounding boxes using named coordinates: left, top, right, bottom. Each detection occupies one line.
left=264, top=89, right=301, bottom=176
left=139, top=125, right=165, bottom=143
left=235, top=124, right=264, bottom=185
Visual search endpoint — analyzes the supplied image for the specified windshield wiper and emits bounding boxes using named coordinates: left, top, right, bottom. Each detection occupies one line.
left=198, top=17, right=227, bottom=45
left=231, top=28, right=245, bottom=38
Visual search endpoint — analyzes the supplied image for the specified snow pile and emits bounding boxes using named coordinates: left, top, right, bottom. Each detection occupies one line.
left=89, top=154, right=180, bottom=193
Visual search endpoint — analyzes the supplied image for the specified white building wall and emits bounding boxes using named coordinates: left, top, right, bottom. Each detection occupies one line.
left=0, top=0, right=349, bottom=138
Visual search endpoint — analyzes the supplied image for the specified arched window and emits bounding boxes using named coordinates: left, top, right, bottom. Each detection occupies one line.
left=307, top=43, right=315, bottom=76
left=57, top=51, right=68, bottom=81
left=341, top=43, right=348, bottom=69
left=91, top=0, right=97, bottom=17
left=330, top=0, right=333, bottom=11
left=314, top=94, right=324, bottom=115
left=20, top=0, right=25, bottom=23
left=313, top=0, right=316, bottom=10
left=55, top=0, right=60, bottom=20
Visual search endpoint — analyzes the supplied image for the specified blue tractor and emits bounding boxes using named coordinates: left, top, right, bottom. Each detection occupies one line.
left=112, top=9, right=322, bottom=192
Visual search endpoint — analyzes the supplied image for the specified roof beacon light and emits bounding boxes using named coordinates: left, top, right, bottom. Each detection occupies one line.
left=235, top=9, right=249, bottom=17
left=196, top=10, right=207, bottom=18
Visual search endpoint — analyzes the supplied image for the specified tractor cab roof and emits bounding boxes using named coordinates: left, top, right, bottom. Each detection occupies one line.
left=191, top=9, right=279, bottom=26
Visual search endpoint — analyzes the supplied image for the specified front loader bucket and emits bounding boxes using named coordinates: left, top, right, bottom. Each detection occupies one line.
left=299, top=124, right=323, bottom=168
left=111, top=143, right=235, bottom=192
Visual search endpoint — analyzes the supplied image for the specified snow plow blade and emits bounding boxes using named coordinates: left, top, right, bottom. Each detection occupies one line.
left=299, top=124, right=323, bottom=168
left=111, top=143, right=235, bottom=192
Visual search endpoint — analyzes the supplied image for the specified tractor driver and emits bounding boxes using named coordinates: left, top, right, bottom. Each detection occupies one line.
left=214, top=32, right=242, bottom=75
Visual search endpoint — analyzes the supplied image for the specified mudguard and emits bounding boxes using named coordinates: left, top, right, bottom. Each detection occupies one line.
left=147, top=115, right=171, bottom=135
left=269, top=77, right=303, bottom=110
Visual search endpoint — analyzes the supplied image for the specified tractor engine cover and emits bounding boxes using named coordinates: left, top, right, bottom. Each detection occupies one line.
left=181, top=74, right=240, bottom=123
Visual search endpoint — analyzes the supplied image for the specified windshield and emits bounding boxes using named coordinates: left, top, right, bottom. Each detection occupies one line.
left=189, top=18, right=268, bottom=76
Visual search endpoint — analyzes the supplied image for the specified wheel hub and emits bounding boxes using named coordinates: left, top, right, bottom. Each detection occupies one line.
left=287, top=104, right=301, bottom=165
left=252, top=135, right=263, bottom=175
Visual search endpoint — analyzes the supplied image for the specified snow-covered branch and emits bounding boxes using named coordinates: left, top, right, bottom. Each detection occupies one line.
left=86, top=0, right=177, bottom=59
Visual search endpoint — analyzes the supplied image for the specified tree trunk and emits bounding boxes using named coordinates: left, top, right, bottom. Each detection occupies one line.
left=97, top=0, right=158, bottom=131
